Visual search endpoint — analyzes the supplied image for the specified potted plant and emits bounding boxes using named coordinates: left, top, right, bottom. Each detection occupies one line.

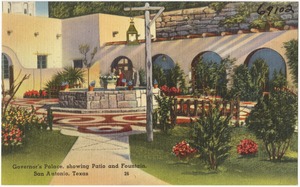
left=61, top=81, right=69, bottom=91
left=127, top=80, right=133, bottom=90
left=138, top=68, right=146, bottom=86
left=100, top=73, right=119, bottom=89
left=89, top=80, right=96, bottom=91
left=153, top=79, right=158, bottom=88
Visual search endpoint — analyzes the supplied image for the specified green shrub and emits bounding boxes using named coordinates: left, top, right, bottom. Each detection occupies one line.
left=153, top=63, right=187, bottom=93
left=230, top=59, right=269, bottom=101
left=153, top=94, right=174, bottom=134
left=190, top=103, right=232, bottom=170
left=138, top=68, right=146, bottom=86
left=153, top=64, right=167, bottom=87
left=194, top=57, right=232, bottom=97
left=167, top=63, right=187, bottom=93
left=45, top=67, right=85, bottom=97
left=246, top=90, right=297, bottom=161
left=284, top=39, right=298, bottom=86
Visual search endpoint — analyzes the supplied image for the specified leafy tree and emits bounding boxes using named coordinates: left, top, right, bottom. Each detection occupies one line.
left=167, top=63, right=187, bottom=93
left=246, top=90, right=297, bottom=161
left=230, top=59, right=269, bottom=101
left=194, top=57, right=233, bottom=97
left=216, top=57, right=234, bottom=97
left=49, top=2, right=76, bottom=19
left=79, top=44, right=98, bottom=86
left=284, top=39, right=298, bottom=86
left=190, top=102, right=232, bottom=170
left=269, top=70, right=287, bottom=91
left=153, top=64, right=167, bottom=87
left=250, top=59, right=269, bottom=92
left=49, top=2, right=211, bottom=18
left=230, top=64, right=258, bottom=101
left=138, top=68, right=146, bottom=86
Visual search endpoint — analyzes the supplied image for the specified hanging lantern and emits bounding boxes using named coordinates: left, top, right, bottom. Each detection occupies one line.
left=126, top=17, right=139, bottom=45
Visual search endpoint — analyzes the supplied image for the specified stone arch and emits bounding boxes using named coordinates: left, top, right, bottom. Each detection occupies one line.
left=191, top=51, right=222, bottom=68
left=245, top=48, right=286, bottom=80
left=191, top=51, right=222, bottom=90
left=111, top=56, right=134, bottom=85
left=152, top=54, right=175, bottom=70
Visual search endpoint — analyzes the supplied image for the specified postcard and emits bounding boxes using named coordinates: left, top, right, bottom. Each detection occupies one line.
left=1, top=1, right=298, bottom=185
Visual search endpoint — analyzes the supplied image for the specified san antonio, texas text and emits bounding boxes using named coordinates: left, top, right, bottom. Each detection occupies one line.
left=12, top=163, right=147, bottom=177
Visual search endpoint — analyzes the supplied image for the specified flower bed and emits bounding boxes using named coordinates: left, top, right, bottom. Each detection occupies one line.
left=2, top=123, right=22, bottom=147
left=23, top=90, right=47, bottom=98
left=2, top=106, right=49, bottom=153
left=160, top=85, right=180, bottom=96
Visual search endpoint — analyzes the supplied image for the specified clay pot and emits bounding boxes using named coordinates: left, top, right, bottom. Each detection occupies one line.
left=128, top=85, right=134, bottom=90
left=88, top=86, right=94, bottom=91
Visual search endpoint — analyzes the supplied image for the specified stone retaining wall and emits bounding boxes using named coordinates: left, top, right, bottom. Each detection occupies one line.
left=154, top=2, right=298, bottom=38
left=59, top=89, right=159, bottom=110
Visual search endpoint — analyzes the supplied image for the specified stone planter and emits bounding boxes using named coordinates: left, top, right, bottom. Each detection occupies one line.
left=103, top=79, right=117, bottom=89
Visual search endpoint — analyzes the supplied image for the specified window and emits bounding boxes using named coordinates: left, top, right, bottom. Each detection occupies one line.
left=73, top=60, right=83, bottom=68
left=8, top=3, right=11, bottom=13
left=2, top=54, right=10, bottom=79
left=245, top=48, right=286, bottom=80
left=37, top=55, right=47, bottom=69
left=24, top=3, right=28, bottom=14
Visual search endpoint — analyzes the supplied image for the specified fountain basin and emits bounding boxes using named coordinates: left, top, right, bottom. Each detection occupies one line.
left=59, top=87, right=159, bottom=110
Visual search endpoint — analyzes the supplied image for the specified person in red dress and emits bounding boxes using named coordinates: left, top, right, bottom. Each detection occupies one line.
left=116, top=69, right=124, bottom=86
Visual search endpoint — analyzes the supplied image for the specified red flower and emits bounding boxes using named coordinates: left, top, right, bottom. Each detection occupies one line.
left=41, top=90, right=47, bottom=97
left=237, top=139, right=258, bottom=155
left=160, top=85, right=169, bottom=94
left=160, top=85, right=180, bottom=96
left=172, top=140, right=197, bottom=159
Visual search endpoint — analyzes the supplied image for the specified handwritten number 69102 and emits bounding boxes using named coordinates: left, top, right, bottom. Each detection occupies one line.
left=257, top=3, right=294, bottom=16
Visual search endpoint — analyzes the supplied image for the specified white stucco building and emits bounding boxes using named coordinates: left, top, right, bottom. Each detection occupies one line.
left=2, top=2, right=298, bottom=98
left=2, top=8, right=154, bottom=96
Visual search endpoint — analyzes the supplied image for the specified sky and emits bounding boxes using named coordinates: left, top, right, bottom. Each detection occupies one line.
left=35, top=1, right=49, bottom=17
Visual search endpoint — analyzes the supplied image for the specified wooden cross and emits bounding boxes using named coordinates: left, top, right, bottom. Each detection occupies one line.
left=125, top=3, right=164, bottom=142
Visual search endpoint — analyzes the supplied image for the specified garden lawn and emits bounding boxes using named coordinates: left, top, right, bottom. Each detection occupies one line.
left=2, top=129, right=77, bottom=185
left=129, top=126, right=298, bottom=185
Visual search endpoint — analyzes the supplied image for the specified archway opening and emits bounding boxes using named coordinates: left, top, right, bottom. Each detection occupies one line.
left=191, top=51, right=226, bottom=96
left=245, top=48, right=287, bottom=91
left=111, top=56, right=134, bottom=86
left=1, top=53, right=14, bottom=94
left=152, top=54, right=175, bottom=87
